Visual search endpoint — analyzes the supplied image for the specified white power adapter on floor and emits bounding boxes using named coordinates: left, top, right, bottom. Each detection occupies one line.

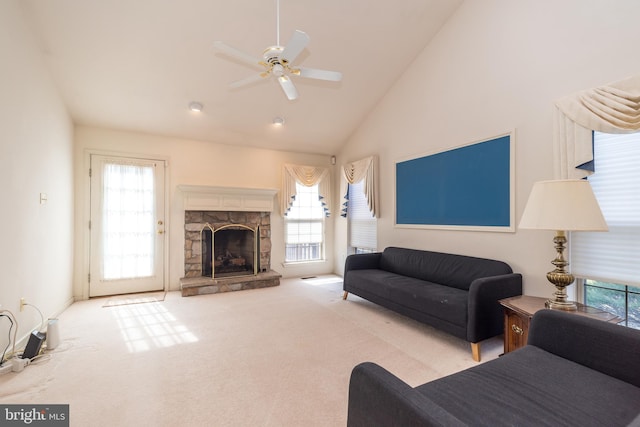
left=11, top=357, right=30, bottom=372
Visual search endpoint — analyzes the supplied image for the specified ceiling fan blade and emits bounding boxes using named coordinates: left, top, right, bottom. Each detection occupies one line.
left=278, top=75, right=298, bottom=100
left=294, top=67, right=343, bottom=82
left=213, top=41, right=263, bottom=68
left=229, top=73, right=269, bottom=89
left=281, top=30, right=310, bottom=64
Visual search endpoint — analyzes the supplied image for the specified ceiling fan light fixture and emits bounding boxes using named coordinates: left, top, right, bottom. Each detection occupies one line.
left=189, top=102, right=203, bottom=112
left=272, top=63, right=285, bottom=77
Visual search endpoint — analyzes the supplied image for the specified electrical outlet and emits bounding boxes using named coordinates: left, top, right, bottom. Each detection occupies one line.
left=20, top=298, right=26, bottom=312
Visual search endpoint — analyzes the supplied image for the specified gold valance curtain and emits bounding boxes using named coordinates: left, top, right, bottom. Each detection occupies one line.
left=340, top=156, right=377, bottom=218
left=554, top=74, right=640, bottom=178
left=281, top=164, right=331, bottom=217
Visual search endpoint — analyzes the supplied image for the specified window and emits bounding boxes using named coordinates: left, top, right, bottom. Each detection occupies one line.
left=583, top=280, right=640, bottom=329
left=572, top=131, right=640, bottom=329
left=285, top=183, right=325, bottom=262
left=102, top=162, right=155, bottom=280
left=347, top=180, right=377, bottom=253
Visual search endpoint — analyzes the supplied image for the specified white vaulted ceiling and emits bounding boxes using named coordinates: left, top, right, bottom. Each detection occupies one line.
left=21, top=0, right=463, bottom=155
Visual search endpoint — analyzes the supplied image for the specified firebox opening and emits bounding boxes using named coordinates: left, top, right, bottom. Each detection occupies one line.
left=201, top=225, right=259, bottom=278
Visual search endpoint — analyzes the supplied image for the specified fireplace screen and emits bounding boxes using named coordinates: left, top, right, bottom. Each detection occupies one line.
left=201, top=224, right=259, bottom=278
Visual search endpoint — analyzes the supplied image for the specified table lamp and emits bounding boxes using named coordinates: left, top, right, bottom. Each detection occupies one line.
left=519, top=179, right=608, bottom=310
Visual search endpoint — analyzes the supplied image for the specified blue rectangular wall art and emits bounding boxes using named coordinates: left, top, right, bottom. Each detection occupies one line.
left=395, top=132, right=515, bottom=232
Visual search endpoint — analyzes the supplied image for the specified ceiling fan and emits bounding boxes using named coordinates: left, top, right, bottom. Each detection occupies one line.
left=213, top=0, right=342, bottom=101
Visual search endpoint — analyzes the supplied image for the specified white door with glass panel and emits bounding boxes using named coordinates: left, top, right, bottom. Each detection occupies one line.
left=89, top=155, right=166, bottom=297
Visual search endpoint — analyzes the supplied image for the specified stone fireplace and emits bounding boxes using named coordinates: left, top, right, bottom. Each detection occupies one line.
left=178, top=186, right=281, bottom=297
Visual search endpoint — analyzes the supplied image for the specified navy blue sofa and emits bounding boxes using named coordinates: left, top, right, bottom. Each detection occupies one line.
left=343, top=247, right=522, bottom=361
left=347, top=310, right=640, bottom=426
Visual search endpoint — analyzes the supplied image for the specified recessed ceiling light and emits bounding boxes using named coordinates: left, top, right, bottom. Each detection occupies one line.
left=189, top=102, right=203, bottom=112
left=273, top=117, right=285, bottom=126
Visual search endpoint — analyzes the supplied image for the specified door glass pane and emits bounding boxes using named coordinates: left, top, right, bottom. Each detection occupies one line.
left=102, top=163, right=155, bottom=280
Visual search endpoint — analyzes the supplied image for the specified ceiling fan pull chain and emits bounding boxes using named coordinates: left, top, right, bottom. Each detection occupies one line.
left=276, top=0, right=280, bottom=46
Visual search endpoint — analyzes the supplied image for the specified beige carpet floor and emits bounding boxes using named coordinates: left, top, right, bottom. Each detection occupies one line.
left=0, top=275, right=502, bottom=426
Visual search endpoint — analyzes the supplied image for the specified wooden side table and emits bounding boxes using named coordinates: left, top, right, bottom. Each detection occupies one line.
left=499, top=295, right=621, bottom=354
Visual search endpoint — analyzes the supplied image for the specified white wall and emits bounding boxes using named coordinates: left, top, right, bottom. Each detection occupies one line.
left=0, top=1, right=74, bottom=348
left=335, top=0, right=640, bottom=299
left=73, top=126, right=335, bottom=297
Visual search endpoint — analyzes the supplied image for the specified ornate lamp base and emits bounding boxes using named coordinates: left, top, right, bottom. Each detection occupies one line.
left=545, top=298, right=577, bottom=311
left=545, top=230, right=578, bottom=311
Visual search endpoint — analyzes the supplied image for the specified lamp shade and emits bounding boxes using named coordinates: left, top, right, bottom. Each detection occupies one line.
left=519, top=179, right=608, bottom=231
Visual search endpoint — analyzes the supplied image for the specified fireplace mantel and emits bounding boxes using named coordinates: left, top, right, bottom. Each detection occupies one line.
left=178, top=185, right=278, bottom=212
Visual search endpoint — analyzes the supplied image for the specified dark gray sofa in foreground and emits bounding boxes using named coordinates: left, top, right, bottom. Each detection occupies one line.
left=347, top=310, right=640, bottom=427
left=342, top=247, right=522, bottom=361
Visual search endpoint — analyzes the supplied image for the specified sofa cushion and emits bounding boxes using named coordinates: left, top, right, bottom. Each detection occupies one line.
left=415, top=345, right=640, bottom=426
left=346, top=269, right=468, bottom=327
left=379, top=247, right=512, bottom=291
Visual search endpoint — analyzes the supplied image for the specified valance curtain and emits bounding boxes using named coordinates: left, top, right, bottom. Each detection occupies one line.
left=282, top=164, right=331, bottom=217
left=340, top=156, right=377, bottom=218
left=554, top=74, right=640, bottom=178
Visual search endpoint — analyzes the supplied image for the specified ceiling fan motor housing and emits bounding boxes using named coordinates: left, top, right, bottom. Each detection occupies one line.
left=264, top=46, right=285, bottom=64
left=263, top=46, right=289, bottom=77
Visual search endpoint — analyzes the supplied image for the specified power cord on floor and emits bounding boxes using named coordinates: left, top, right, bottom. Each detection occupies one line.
left=0, top=310, right=18, bottom=374
left=28, top=352, right=52, bottom=366
left=1, top=314, right=14, bottom=366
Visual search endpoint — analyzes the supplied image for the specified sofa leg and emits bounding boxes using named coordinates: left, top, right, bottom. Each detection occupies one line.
left=342, top=291, right=349, bottom=300
left=471, top=342, right=481, bottom=362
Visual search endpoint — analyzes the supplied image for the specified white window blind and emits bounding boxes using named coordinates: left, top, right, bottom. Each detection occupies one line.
left=572, top=132, right=640, bottom=286
left=348, top=180, right=377, bottom=250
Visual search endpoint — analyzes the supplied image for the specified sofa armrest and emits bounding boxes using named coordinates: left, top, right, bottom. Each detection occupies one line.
left=347, top=362, right=467, bottom=427
left=344, top=252, right=382, bottom=273
left=528, top=309, right=640, bottom=388
left=467, top=273, right=523, bottom=343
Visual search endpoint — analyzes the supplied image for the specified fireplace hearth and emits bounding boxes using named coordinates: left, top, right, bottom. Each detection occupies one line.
left=180, top=270, right=282, bottom=297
